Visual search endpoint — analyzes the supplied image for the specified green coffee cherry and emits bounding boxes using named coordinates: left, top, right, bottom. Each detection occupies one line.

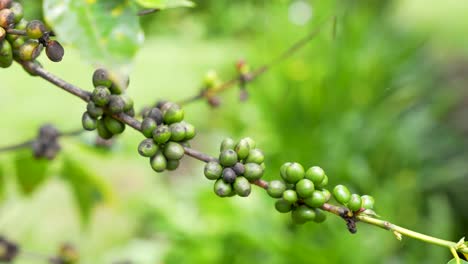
left=214, top=178, right=233, bottom=197
left=222, top=167, right=236, bottom=183
left=235, top=139, right=250, bottom=160
left=147, top=108, right=163, bottom=125
left=0, top=40, right=12, bottom=68
left=0, top=9, right=14, bottom=28
left=103, top=115, right=125, bottom=134
left=280, top=162, right=304, bottom=184
left=92, top=86, right=111, bottom=106
left=138, top=138, right=158, bottom=157
left=313, top=209, right=327, bottom=223
left=108, top=72, right=128, bottom=94
left=162, top=103, right=184, bottom=124
left=152, top=125, right=171, bottom=144
left=322, top=189, right=331, bottom=202
left=10, top=36, right=24, bottom=49
left=25, top=20, right=46, bottom=39
left=141, top=117, right=157, bottom=138
left=282, top=189, right=298, bottom=204
left=243, top=137, right=256, bottom=149
left=361, top=195, right=375, bottom=210
left=316, top=175, right=329, bottom=188
left=163, top=142, right=184, bottom=160
left=305, top=166, right=325, bottom=185
left=280, top=162, right=291, bottom=181
left=220, top=137, right=236, bottom=151
left=232, top=162, right=245, bottom=175
left=166, top=159, right=180, bottom=171
left=18, top=40, right=42, bottom=61
left=243, top=163, right=263, bottom=181
left=291, top=205, right=316, bottom=224
left=333, top=185, right=351, bottom=205
left=219, top=149, right=238, bottom=167
left=182, top=122, right=196, bottom=140
left=169, top=123, right=186, bottom=142
left=86, top=102, right=104, bottom=118
left=82, top=112, right=97, bottom=131
left=275, top=199, right=292, bottom=213
left=96, top=118, right=113, bottom=139
left=0, top=0, right=12, bottom=10
left=108, top=95, right=126, bottom=114
left=296, top=178, right=315, bottom=198
left=120, top=94, right=133, bottom=111
left=245, top=148, right=264, bottom=164
left=233, top=176, right=251, bottom=197
left=204, top=161, right=223, bottom=180
left=304, top=190, right=326, bottom=208
left=10, top=2, right=22, bottom=23
left=150, top=153, right=167, bottom=172
left=348, top=194, right=362, bottom=211
left=15, top=18, right=27, bottom=30
left=92, top=68, right=112, bottom=88
left=45, top=40, right=64, bottom=62
left=266, top=180, right=286, bottom=198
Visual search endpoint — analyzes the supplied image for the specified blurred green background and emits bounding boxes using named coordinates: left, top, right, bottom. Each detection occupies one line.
left=1, top=0, right=468, bottom=263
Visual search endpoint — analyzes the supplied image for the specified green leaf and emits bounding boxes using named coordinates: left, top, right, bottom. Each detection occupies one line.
left=135, top=0, right=195, bottom=9
left=447, top=258, right=468, bottom=264
left=61, top=156, right=113, bottom=224
left=43, top=0, right=144, bottom=69
left=14, top=152, right=50, bottom=195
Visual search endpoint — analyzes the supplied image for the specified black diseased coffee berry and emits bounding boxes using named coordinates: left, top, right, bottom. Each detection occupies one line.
left=235, top=139, right=250, bottom=160
left=222, top=167, right=236, bottom=184
left=163, top=141, right=185, bottom=160
left=169, top=122, right=186, bottom=142
left=86, top=101, right=104, bottom=118
left=243, top=163, right=264, bottom=181
left=0, top=0, right=12, bottom=10
left=213, top=178, right=233, bottom=198
left=266, top=180, right=286, bottom=198
left=162, top=102, right=184, bottom=124
left=10, top=2, right=22, bottom=23
left=204, top=161, right=223, bottom=180
left=152, top=125, right=171, bottom=144
left=103, top=115, right=125, bottom=134
left=82, top=112, right=97, bottom=131
left=182, top=121, right=196, bottom=140
left=18, top=39, right=42, bottom=61
left=166, top=159, right=180, bottom=171
left=138, top=138, right=158, bottom=157
left=0, top=9, right=14, bottom=28
left=92, top=86, right=111, bottom=107
left=219, top=149, right=238, bottom=167
left=141, top=117, right=157, bottom=138
left=25, top=20, right=46, bottom=39
left=108, top=95, right=126, bottom=114
left=150, top=152, right=167, bottom=172
left=220, top=137, right=235, bottom=152
left=45, top=40, right=64, bottom=62
left=275, top=199, right=292, bottom=213
left=96, top=118, right=113, bottom=139
left=0, top=40, right=12, bottom=68
left=92, top=68, right=112, bottom=88
left=147, top=107, right=163, bottom=125
left=232, top=162, right=245, bottom=175
left=233, top=176, right=251, bottom=197
left=245, top=148, right=264, bottom=164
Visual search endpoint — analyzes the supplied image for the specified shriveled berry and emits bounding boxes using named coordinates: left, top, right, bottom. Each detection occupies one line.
left=0, top=0, right=12, bottom=9
left=281, top=162, right=304, bottom=184
left=316, top=175, right=328, bottom=188
left=296, top=178, right=315, bottom=198
left=243, top=163, right=264, bottom=181
left=166, top=159, right=180, bottom=171
left=0, top=9, right=14, bottom=28
left=92, top=68, right=112, bottom=87
left=245, top=148, right=264, bottom=164
left=204, top=161, right=222, bottom=180
left=86, top=101, right=104, bottom=118
left=220, top=137, right=236, bottom=151
left=182, top=122, right=196, bottom=140
left=162, top=103, right=184, bottom=124
left=333, top=185, right=351, bottom=205
left=138, top=138, right=158, bottom=157
left=92, top=86, right=111, bottom=106
left=275, top=199, right=292, bottom=213
left=266, top=180, right=286, bottom=198
left=147, top=107, right=163, bottom=124
left=348, top=194, right=362, bottom=211
left=292, top=205, right=316, bottom=224
left=9, top=2, right=21, bottom=23
left=163, top=141, right=184, bottom=160
left=96, top=118, right=113, bottom=139
left=152, top=125, right=171, bottom=144
left=233, top=176, right=251, bottom=197
left=0, top=40, right=12, bottom=68
left=232, top=162, right=245, bottom=175
left=18, top=40, right=42, bottom=61
left=219, top=149, right=238, bottom=167
left=25, top=20, right=46, bottom=39
left=169, top=122, right=186, bottom=142
left=150, top=153, right=167, bottom=172
left=305, top=166, right=325, bottom=185
left=81, top=112, right=97, bottom=131
left=103, top=116, right=125, bottom=134
left=361, top=195, right=375, bottom=210
left=235, top=139, right=250, bottom=160
left=304, top=190, right=326, bottom=208
left=282, top=189, right=298, bottom=204
left=108, top=95, right=126, bottom=114
left=313, top=209, right=327, bottom=223
left=45, top=40, right=64, bottom=62
left=141, top=117, right=157, bottom=138
left=214, top=178, right=233, bottom=197
left=222, top=167, right=236, bottom=184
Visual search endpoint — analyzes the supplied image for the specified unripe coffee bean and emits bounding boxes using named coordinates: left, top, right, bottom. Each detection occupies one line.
left=304, top=190, right=326, bottom=208
left=9, top=2, right=22, bottom=23
left=291, top=205, right=316, bottom=224
left=152, top=125, right=171, bottom=144
left=18, top=40, right=42, bottom=61
left=296, top=178, right=315, bottom=198
left=163, top=141, right=185, bottom=160
left=282, top=189, right=298, bottom=204
left=166, top=159, right=180, bottom=171
left=138, top=138, right=158, bottom=157
left=348, top=194, right=362, bottom=212
left=305, top=166, right=325, bottom=185
left=281, top=162, right=304, bottom=184
left=45, top=40, right=64, bottom=62
left=147, top=107, right=163, bottom=125
left=280, top=162, right=291, bottom=180
left=82, top=112, right=97, bottom=131
left=243, top=163, right=263, bottom=181
left=233, top=176, right=251, bottom=197
left=141, top=117, right=157, bottom=138
left=108, top=72, right=128, bottom=94
left=86, top=101, right=104, bottom=118
left=361, top=195, right=375, bottom=210
left=150, top=153, right=167, bottom=172
left=245, top=148, right=264, bottom=164
left=204, top=161, right=223, bottom=180
left=316, top=175, right=329, bottom=188
left=266, top=180, right=286, bottom=198
left=313, top=209, right=327, bottom=223
left=214, top=178, right=233, bottom=197
left=275, top=199, right=292, bottom=213
left=322, top=189, right=331, bottom=202
left=25, top=20, right=46, bottom=39
left=0, top=40, right=12, bottom=68
left=235, top=139, right=250, bottom=160
left=333, top=185, right=351, bottom=205
left=169, top=122, right=186, bottom=142
left=162, top=103, right=184, bottom=124
left=0, top=9, right=14, bottom=28
left=182, top=122, right=196, bottom=140
left=103, top=116, right=125, bottom=134
left=108, top=95, right=126, bottom=114
left=220, top=137, right=236, bottom=151
left=92, top=68, right=112, bottom=88
left=96, top=118, right=113, bottom=139
left=219, top=149, right=238, bottom=167
left=92, top=86, right=111, bottom=106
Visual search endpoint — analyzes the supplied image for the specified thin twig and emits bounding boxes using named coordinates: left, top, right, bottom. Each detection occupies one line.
left=138, top=8, right=160, bottom=16
left=6, top=29, right=26, bottom=36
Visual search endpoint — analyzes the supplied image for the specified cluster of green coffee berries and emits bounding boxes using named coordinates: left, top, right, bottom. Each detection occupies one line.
left=332, top=184, right=375, bottom=212
left=0, top=0, right=64, bottom=68
left=81, top=69, right=134, bottom=139
left=204, top=137, right=265, bottom=198
left=138, top=102, right=196, bottom=172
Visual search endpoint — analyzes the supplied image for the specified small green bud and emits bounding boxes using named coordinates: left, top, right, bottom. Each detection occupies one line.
left=204, top=161, right=223, bottom=180
left=169, top=122, right=186, bottom=142
left=163, top=141, right=185, bottom=160
left=245, top=148, right=264, bottom=164
left=150, top=153, right=167, bottom=172
left=233, top=176, right=251, bottom=197
left=361, top=195, right=375, bottom=210
left=348, top=194, right=362, bottom=212
left=222, top=167, right=236, bottom=184
left=45, top=40, right=64, bottom=62
left=108, top=95, right=126, bottom=114
left=86, top=101, right=104, bottom=118
left=141, top=117, right=157, bottom=138
left=166, top=159, right=180, bottom=171
left=162, top=102, right=184, bottom=124
left=214, top=178, right=233, bottom=197
left=81, top=112, right=97, bottom=131
left=333, top=185, right=351, bottom=205
left=103, top=115, right=125, bottom=134
left=220, top=137, right=236, bottom=152
left=219, top=149, right=238, bottom=167
left=266, top=180, right=286, bottom=198
left=92, top=68, right=112, bottom=88
left=243, top=163, right=264, bottom=181
left=291, top=205, right=316, bottom=224
left=282, top=189, right=298, bottom=204
left=25, top=20, right=46, bottom=39
left=296, top=178, right=315, bottom=198
left=235, top=139, right=250, bottom=160
left=305, top=166, right=326, bottom=185
left=138, top=138, right=158, bottom=157
left=152, top=125, right=171, bottom=144
left=18, top=40, right=42, bottom=61
left=96, top=118, right=113, bottom=139
left=92, top=86, right=111, bottom=107
left=304, top=190, right=326, bottom=208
